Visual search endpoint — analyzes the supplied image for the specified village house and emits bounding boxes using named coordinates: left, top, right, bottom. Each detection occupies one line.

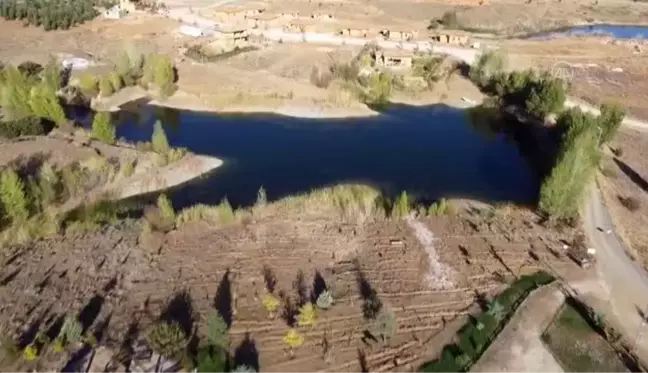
left=245, top=13, right=281, bottom=29
left=212, top=5, right=265, bottom=23
left=310, top=12, right=334, bottom=20
left=340, top=27, right=369, bottom=38
left=429, top=30, right=470, bottom=45
left=209, top=26, right=250, bottom=52
left=373, top=49, right=414, bottom=68
left=283, top=19, right=316, bottom=33
left=380, top=29, right=418, bottom=41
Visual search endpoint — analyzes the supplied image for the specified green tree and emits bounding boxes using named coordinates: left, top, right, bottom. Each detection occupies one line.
left=153, top=55, right=176, bottom=99
left=151, top=120, right=170, bottom=154
left=1, top=65, right=33, bottom=119
left=42, top=56, right=62, bottom=92
left=99, top=76, right=114, bottom=97
left=469, top=51, right=505, bottom=87
left=363, top=72, right=392, bottom=107
left=29, top=82, right=67, bottom=126
left=598, top=102, right=625, bottom=144
left=78, top=73, right=98, bottom=97
left=525, top=75, right=566, bottom=119
left=91, top=111, right=116, bottom=144
left=206, top=311, right=229, bottom=350
left=109, top=71, right=123, bottom=92
left=0, top=168, right=29, bottom=222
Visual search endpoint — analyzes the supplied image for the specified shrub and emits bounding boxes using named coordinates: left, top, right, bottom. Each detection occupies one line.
left=197, top=347, right=227, bottom=373
left=98, top=76, right=114, bottom=97
left=362, top=72, right=392, bottom=107
left=42, top=57, right=62, bottom=93
left=56, top=314, right=83, bottom=346
left=145, top=321, right=187, bottom=358
left=152, top=120, right=170, bottom=154
left=296, top=303, right=317, bottom=327
left=0, top=169, right=29, bottom=222
left=0, top=116, right=51, bottom=138
left=78, top=73, right=98, bottom=97
left=370, top=307, right=397, bottom=343
left=262, top=293, right=281, bottom=314
left=206, top=311, right=229, bottom=350
left=91, top=111, right=116, bottom=144
left=469, top=51, right=505, bottom=87
left=283, top=329, right=304, bottom=349
left=316, top=290, right=334, bottom=310
left=428, top=198, right=449, bottom=216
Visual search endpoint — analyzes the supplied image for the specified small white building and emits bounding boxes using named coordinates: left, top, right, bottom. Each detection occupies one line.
left=104, top=6, right=122, bottom=19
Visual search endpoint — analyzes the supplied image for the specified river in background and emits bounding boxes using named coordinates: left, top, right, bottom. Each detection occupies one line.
left=530, top=24, right=648, bottom=40
left=112, top=102, right=539, bottom=209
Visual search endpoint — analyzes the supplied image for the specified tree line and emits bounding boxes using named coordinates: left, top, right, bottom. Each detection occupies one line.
left=0, top=0, right=99, bottom=30
left=469, top=51, right=625, bottom=222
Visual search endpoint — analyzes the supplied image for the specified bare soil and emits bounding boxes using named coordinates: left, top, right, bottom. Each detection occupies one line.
left=0, top=199, right=582, bottom=371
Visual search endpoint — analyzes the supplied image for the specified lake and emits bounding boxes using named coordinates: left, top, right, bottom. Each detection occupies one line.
left=113, top=103, right=539, bottom=209
left=531, top=24, right=648, bottom=40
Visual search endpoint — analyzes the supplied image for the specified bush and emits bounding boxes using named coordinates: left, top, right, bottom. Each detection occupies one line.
left=469, top=51, right=505, bottom=87
left=152, top=120, right=170, bottom=154
left=206, top=311, right=229, bottom=350
left=1, top=65, right=34, bottom=120
left=196, top=346, right=227, bottom=373
left=0, top=169, right=29, bottom=222
left=0, top=117, right=52, bottom=138
left=362, top=72, right=392, bottom=107
left=428, top=198, right=449, bottom=216
left=297, top=303, right=317, bottom=327
left=316, top=290, right=334, bottom=310
left=525, top=75, right=566, bottom=119
left=91, top=111, right=116, bottom=144
left=78, top=73, right=98, bottom=97
left=145, top=321, right=188, bottom=358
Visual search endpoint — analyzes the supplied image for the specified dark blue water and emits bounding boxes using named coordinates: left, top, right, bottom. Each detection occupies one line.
left=114, top=103, right=538, bottom=208
left=532, top=24, right=648, bottom=40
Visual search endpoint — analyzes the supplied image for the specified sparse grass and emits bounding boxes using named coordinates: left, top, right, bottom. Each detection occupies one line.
left=175, top=199, right=236, bottom=227
left=542, top=302, right=626, bottom=372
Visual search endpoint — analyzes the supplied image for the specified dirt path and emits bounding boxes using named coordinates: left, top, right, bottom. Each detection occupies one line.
left=583, top=186, right=648, bottom=359
left=470, top=284, right=565, bottom=372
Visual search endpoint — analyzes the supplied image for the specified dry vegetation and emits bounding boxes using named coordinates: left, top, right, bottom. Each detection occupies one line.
left=0, top=180, right=586, bottom=371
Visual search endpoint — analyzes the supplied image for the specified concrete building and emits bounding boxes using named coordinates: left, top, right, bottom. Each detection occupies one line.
left=374, top=49, right=413, bottom=68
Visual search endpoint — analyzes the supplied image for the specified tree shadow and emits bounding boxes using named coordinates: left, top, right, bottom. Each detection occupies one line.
left=354, top=259, right=383, bottom=320
left=311, top=270, right=328, bottom=303
left=17, top=311, right=47, bottom=348
left=458, top=245, right=471, bottom=265
left=357, top=349, right=369, bottom=373
left=614, top=157, right=648, bottom=193
left=160, top=290, right=194, bottom=336
left=8, top=152, right=52, bottom=180
left=79, top=294, right=104, bottom=333
left=92, top=313, right=112, bottom=344
left=61, top=344, right=93, bottom=372
left=45, top=314, right=66, bottom=341
left=0, top=267, right=21, bottom=286
left=280, top=291, right=298, bottom=327
left=262, top=265, right=277, bottom=293
left=489, top=245, right=516, bottom=278
left=233, top=333, right=259, bottom=372
left=214, top=270, right=233, bottom=328
left=293, top=270, right=308, bottom=307
left=117, top=320, right=140, bottom=369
